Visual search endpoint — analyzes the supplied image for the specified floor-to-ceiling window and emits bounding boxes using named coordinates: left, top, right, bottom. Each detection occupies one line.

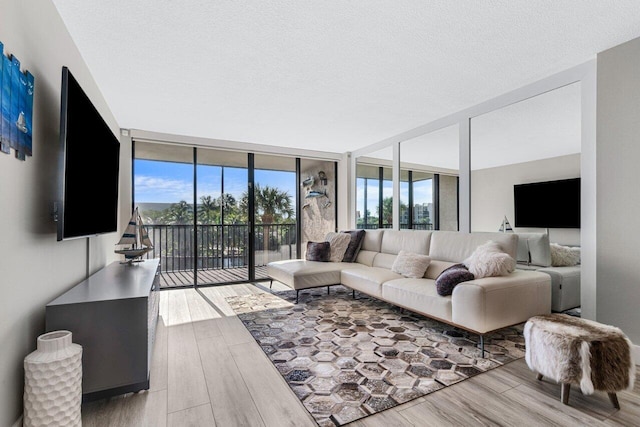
left=133, top=142, right=307, bottom=287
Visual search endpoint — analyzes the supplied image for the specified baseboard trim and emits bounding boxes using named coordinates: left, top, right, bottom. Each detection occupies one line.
left=12, top=415, right=22, bottom=427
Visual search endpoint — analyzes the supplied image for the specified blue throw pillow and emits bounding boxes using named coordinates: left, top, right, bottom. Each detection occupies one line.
left=435, top=263, right=475, bottom=296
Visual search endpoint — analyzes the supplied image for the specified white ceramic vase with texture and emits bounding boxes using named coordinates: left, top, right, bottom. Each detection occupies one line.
left=23, top=330, right=82, bottom=427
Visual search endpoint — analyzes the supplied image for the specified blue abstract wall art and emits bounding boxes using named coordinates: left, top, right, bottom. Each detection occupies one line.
left=0, top=41, right=34, bottom=161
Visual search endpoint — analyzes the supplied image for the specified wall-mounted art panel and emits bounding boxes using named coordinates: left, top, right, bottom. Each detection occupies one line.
left=0, top=41, right=34, bottom=160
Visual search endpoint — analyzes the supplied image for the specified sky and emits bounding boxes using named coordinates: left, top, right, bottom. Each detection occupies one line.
left=134, top=159, right=297, bottom=204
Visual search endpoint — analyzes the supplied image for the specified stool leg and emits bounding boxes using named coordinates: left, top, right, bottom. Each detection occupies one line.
left=327, top=285, right=330, bottom=295
left=608, top=393, right=620, bottom=409
left=269, top=279, right=273, bottom=289
left=536, top=373, right=543, bottom=381
left=296, top=290, right=299, bottom=304
left=561, top=383, right=571, bottom=405
left=352, top=290, right=355, bottom=299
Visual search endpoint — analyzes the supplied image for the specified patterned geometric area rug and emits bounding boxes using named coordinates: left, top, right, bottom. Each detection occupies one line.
left=226, top=286, right=525, bottom=427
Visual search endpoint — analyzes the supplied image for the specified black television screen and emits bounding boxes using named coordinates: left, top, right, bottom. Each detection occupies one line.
left=57, top=67, right=120, bottom=241
left=514, top=178, right=580, bottom=229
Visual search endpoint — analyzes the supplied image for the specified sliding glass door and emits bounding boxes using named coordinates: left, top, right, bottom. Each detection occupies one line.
left=196, top=149, right=249, bottom=283
left=254, top=154, right=297, bottom=280
left=134, top=142, right=195, bottom=287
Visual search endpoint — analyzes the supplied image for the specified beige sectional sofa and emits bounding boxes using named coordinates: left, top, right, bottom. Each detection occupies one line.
left=514, top=232, right=581, bottom=312
left=267, top=229, right=551, bottom=350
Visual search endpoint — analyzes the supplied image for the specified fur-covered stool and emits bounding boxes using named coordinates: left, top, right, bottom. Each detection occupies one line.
left=524, top=314, right=635, bottom=408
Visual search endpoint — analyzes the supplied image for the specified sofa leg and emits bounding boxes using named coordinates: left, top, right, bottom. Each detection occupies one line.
left=327, top=285, right=330, bottom=295
left=296, top=290, right=299, bottom=304
left=561, top=383, right=571, bottom=405
left=352, top=290, right=355, bottom=299
left=537, top=373, right=543, bottom=381
left=608, top=393, right=620, bottom=409
left=269, top=279, right=273, bottom=289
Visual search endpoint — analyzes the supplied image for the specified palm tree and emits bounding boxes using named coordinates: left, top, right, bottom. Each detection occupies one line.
left=167, top=200, right=193, bottom=225
left=218, top=193, right=238, bottom=223
left=198, top=195, right=219, bottom=224
left=255, top=184, right=294, bottom=224
left=249, top=185, right=294, bottom=261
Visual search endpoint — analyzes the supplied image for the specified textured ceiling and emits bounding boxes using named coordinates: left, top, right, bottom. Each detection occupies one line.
left=53, top=1, right=640, bottom=154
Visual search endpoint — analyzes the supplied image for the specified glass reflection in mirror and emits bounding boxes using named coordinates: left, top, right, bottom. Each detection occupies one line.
left=399, top=124, right=459, bottom=231
left=355, top=146, right=393, bottom=229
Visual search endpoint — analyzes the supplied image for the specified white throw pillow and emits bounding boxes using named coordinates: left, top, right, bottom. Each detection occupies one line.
left=391, top=250, right=432, bottom=278
left=464, top=240, right=516, bottom=278
left=324, top=232, right=352, bottom=262
left=550, top=243, right=581, bottom=267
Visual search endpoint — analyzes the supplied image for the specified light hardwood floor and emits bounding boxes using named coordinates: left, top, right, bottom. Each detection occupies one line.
left=82, top=282, right=640, bottom=427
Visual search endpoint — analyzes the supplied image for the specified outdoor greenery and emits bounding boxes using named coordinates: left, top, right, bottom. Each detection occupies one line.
left=140, top=185, right=295, bottom=225
left=356, top=196, right=432, bottom=228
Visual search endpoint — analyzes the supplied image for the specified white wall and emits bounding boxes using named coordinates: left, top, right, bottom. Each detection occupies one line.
left=471, top=154, right=581, bottom=245
left=596, top=37, right=640, bottom=344
left=0, top=1, right=120, bottom=425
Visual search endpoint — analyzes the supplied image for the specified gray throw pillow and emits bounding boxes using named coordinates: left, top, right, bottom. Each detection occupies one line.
left=435, top=263, right=475, bottom=296
left=305, top=241, right=330, bottom=262
left=341, top=230, right=366, bottom=262
left=516, top=233, right=551, bottom=267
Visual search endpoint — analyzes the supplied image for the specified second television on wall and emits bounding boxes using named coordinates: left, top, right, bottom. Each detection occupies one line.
left=514, top=178, right=580, bottom=229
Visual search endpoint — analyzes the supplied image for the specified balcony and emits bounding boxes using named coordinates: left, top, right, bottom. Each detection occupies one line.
left=142, top=223, right=297, bottom=288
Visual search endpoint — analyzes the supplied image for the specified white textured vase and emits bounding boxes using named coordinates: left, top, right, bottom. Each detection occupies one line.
left=24, top=330, right=83, bottom=427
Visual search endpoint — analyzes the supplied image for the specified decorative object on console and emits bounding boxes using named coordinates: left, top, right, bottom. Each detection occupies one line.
left=340, top=229, right=366, bottom=262
left=324, top=231, right=351, bottom=262
left=23, top=330, right=82, bottom=427
left=498, top=215, right=513, bottom=233
left=549, top=243, right=581, bottom=267
left=305, top=241, right=331, bottom=262
left=114, top=207, right=154, bottom=264
left=391, top=250, right=432, bottom=278
left=435, top=263, right=475, bottom=296
left=0, top=40, right=35, bottom=160
left=464, top=240, right=516, bottom=278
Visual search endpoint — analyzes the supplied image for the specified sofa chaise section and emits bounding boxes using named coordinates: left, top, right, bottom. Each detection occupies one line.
left=266, top=260, right=365, bottom=302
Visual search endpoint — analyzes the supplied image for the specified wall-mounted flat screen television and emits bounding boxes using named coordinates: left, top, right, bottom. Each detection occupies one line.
left=57, top=66, right=120, bottom=241
left=514, top=178, right=580, bottom=229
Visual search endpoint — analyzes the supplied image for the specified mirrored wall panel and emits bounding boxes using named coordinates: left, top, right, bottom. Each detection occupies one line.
left=470, top=82, right=581, bottom=246
left=399, top=124, right=459, bottom=231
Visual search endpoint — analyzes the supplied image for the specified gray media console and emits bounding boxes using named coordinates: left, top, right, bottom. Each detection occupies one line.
left=46, top=258, right=161, bottom=401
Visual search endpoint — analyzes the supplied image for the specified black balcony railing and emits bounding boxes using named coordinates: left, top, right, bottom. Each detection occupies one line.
left=142, top=223, right=297, bottom=273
